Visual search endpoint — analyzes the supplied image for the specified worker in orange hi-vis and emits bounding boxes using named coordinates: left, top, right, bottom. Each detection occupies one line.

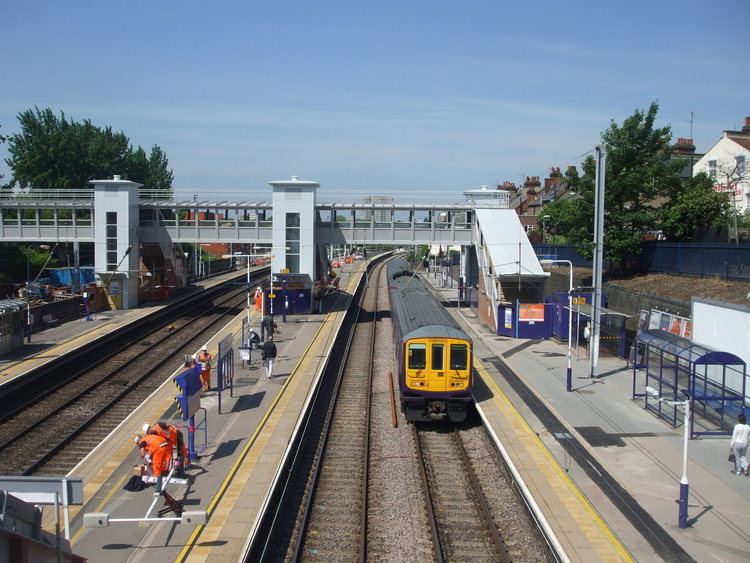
left=198, top=345, right=213, bottom=391
left=143, top=422, right=189, bottom=470
left=254, top=286, right=263, bottom=311
left=136, top=432, right=172, bottom=494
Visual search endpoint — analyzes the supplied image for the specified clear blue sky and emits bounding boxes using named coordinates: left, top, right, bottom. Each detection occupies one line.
left=1, top=1, right=748, bottom=201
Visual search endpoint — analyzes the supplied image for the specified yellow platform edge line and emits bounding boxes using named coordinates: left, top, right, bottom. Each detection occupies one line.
left=474, top=357, right=633, bottom=563
left=175, top=266, right=364, bottom=562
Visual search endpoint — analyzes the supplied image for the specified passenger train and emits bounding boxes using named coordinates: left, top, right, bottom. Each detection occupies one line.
left=387, top=258, right=473, bottom=422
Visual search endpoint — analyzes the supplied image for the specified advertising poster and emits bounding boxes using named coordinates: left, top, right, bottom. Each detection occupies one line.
left=504, top=308, right=513, bottom=329
left=670, top=317, right=683, bottom=336
left=648, top=310, right=662, bottom=330
left=519, top=304, right=545, bottom=324
left=658, top=313, right=671, bottom=332
left=682, top=320, right=692, bottom=339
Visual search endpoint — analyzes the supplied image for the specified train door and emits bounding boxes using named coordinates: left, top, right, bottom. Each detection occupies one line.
left=429, top=341, right=448, bottom=392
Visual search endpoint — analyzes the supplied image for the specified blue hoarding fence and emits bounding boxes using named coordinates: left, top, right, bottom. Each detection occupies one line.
left=497, top=301, right=554, bottom=340
left=535, top=242, right=750, bottom=281
left=643, top=242, right=750, bottom=281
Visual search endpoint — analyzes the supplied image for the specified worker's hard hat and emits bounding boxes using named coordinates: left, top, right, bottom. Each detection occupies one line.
left=202, top=345, right=208, bottom=351
left=142, top=423, right=151, bottom=434
left=134, top=435, right=142, bottom=444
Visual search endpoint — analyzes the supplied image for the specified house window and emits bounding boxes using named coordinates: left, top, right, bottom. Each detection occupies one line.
left=736, top=155, right=746, bottom=176
left=708, top=159, right=717, bottom=178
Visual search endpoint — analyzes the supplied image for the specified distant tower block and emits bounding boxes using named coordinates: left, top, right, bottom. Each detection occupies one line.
left=269, top=176, right=319, bottom=280
left=91, top=175, right=141, bottom=309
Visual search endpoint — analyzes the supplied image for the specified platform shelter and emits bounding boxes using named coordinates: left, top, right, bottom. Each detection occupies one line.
left=632, top=329, right=747, bottom=437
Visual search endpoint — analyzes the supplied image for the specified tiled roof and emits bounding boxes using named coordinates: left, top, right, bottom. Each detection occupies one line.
left=728, top=135, right=750, bottom=152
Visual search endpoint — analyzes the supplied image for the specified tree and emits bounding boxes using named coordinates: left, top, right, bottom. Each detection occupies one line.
left=551, top=102, right=683, bottom=267
left=145, top=145, right=174, bottom=198
left=661, top=173, right=731, bottom=241
left=5, top=107, right=173, bottom=196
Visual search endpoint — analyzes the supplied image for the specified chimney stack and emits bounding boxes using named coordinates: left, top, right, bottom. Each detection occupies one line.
left=742, top=116, right=750, bottom=135
left=524, top=176, right=541, bottom=195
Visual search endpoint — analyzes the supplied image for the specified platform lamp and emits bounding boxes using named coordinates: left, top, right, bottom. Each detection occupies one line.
left=540, top=215, right=550, bottom=244
left=540, top=259, right=574, bottom=392
left=645, top=386, right=691, bottom=529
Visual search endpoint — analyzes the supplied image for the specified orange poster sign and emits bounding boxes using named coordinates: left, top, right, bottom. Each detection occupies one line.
left=519, top=304, right=545, bottom=323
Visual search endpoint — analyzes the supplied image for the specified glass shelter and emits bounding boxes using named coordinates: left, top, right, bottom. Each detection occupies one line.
left=632, top=329, right=746, bottom=437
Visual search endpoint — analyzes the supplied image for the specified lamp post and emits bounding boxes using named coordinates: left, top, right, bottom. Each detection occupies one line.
left=645, top=386, right=691, bottom=529
left=541, top=259, right=574, bottom=392
left=540, top=215, right=550, bottom=244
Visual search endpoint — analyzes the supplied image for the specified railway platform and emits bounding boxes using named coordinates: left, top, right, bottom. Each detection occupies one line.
left=0, top=269, right=250, bottom=386
left=61, top=260, right=367, bottom=562
left=422, top=273, right=750, bottom=562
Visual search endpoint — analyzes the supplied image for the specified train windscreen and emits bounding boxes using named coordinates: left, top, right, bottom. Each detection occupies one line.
left=450, top=344, right=468, bottom=370
left=408, top=343, right=427, bottom=369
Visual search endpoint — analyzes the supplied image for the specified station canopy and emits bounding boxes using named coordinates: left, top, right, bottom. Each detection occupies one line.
left=637, top=329, right=744, bottom=367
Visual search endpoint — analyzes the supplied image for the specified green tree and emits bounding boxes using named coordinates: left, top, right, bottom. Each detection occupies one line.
left=554, top=102, right=683, bottom=266
left=661, top=173, right=731, bottom=241
left=145, top=145, right=174, bottom=198
left=5, top=107, right=173, bottom=196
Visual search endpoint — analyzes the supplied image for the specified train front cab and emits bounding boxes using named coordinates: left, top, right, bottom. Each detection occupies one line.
left=402, top=336, right=472, bottom=422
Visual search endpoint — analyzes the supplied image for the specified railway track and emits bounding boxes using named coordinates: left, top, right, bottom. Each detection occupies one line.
left=0, top=283, right=254, bottom=476
left=249, top=257, right=551, bottom=561
left=413, top=423, right=510, bottom=562
left=291, top=258, right=384, bottom=561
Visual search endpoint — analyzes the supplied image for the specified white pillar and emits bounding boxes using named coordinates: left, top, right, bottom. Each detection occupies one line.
left=91, top=175, right=141, bottom=309
left=269, top=176, right=319, bottom=280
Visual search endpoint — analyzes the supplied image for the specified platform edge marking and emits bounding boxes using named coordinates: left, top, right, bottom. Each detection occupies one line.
left=475, top=357, right=634, bottom=562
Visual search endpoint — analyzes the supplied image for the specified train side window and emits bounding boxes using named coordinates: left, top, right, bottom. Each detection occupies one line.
left=431, top=343, right=444, bottom=370
left=408, top=343, right=426, bottom=369
left=450, top=344, right=468, bottom=370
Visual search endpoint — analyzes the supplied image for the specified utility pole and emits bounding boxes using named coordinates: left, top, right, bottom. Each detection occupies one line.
left=590, top=146, right=606, bottom=379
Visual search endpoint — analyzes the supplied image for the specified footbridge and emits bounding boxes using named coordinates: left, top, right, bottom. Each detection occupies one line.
left=1, top=176, right=546, bottom=320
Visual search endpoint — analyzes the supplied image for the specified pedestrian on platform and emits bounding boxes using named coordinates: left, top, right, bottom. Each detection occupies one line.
left=198, top=345, right=213, bottom=391
left=261, top=334, right=278, bottom=379
left=583, top=322, right=591, bottom=360
left=262, top=313, right=278, bottom=340
left=254, top=287, right=263, bottom=312
left=247, top=328, right=260, bottom=349
left=136, top=432, right=172, bottom=494
left=730, top=413, right=750, bottom=475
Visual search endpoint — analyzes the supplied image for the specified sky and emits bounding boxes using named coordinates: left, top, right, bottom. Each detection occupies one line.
left=1, top=1, right=748, bottom=203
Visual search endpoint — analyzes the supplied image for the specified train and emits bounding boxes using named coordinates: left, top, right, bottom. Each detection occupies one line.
left=387, top=257, right=473, bottom=422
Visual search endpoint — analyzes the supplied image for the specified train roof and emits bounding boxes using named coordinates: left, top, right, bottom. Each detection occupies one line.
left=387, top=258, right=470, bottom=341
left=403, top=324, right=471, bottom=342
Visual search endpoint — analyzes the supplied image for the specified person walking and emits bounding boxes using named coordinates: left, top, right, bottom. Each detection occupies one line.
left=262, top=334, right=278, bottom=379
left=262, top=313, right=278, bottom=341
left=254, top=287, right=263, bottom=312
left=198, top=345, right=213, bottom=391
left=730, top=413, right=750, bottom=475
